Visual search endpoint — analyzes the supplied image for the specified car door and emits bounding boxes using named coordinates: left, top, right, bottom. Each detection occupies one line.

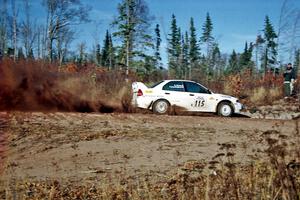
left=183, top=81, right=215, bottom=112
left=161, top=81, right=192, bottom=110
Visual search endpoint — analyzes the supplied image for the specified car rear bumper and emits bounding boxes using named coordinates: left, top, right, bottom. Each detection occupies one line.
left=132, top=97, right=153, bottom=110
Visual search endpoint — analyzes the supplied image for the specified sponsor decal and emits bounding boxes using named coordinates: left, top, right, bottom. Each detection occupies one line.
left=169, top=84, right=184, bottom=89
left=192, top=96, right=205, bottom=107
left=145, top=90, right=153, bottom=94
left=221, top=95, right=232, bottom=99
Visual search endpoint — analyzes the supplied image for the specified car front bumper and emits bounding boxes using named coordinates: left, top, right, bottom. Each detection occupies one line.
left=233, top=102, right=244, bottom=113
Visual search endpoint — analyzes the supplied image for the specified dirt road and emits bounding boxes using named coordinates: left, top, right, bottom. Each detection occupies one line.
left=0, top=111, right=298, bottom=190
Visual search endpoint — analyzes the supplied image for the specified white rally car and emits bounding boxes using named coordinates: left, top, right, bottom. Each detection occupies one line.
left=132, top=80, right=244, bottom=117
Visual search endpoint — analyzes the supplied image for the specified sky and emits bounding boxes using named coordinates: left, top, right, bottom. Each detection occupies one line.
left=10, top=0, right=299, bottom=66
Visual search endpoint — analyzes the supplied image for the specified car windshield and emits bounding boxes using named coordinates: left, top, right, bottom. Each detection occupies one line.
left=149, top=81, right=164, bottom=88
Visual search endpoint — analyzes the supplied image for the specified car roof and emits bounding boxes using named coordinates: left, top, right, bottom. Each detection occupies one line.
left=163, top=79, right=196, bottom=82
left=151, top=80, right=195, bottom=88
left=161, top=80, right=209, bottom=89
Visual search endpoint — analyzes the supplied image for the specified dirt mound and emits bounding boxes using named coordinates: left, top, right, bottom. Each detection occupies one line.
left=243, top=98, right=300, bottom=119
left=0, top=59, right=131, bottom=113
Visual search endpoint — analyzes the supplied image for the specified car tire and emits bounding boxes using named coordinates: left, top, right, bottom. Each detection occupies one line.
left=153, top=100, right=169, bottom=114
left=217, top=102, right=233, bottom=117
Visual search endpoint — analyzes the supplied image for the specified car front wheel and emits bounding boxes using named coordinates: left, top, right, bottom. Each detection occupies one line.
left=153, top=100, right=169, bottom=114
left=218, top=102, right=233, bottom=117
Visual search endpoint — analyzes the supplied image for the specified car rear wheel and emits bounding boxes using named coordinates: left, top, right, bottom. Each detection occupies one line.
left=218, top=102, right=233, bottom=117
left=153, top=100, right=169, bottom=114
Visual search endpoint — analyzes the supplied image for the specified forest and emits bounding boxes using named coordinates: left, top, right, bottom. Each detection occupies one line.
left=1, top=0, right=300, bottom=109
left=0, top=0, right=299, bottom=78
left=2, top=1, right=300, bottom=199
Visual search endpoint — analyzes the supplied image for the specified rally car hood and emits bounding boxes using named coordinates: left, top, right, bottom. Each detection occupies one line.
left=212, top=93, right=239, bottom=102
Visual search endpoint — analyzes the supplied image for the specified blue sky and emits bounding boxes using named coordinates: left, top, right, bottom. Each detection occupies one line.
left=12, top=0, right=296, bottom=65
left=80, top=0, right=284, bottom=65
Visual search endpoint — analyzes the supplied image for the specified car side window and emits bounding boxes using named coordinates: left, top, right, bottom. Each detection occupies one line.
left=162, top=81, right=185, bottom=92
left=184, top=82, right=209, bottom=93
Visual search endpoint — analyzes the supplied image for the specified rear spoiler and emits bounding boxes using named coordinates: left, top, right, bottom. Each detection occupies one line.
left=132, top=82, right=148, bottom=92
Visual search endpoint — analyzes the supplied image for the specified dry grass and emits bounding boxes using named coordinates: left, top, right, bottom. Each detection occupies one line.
left=221, top=71, right=284, bottom=106
left=2, top=121, right=300, bottom=200
left=249, top=86, right=282, bottom=105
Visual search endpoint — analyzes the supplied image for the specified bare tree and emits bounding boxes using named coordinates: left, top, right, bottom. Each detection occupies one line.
left=77, top=41, right=86, bottom=65
left=36, top=25, right=42, bottom=59
left=38, top=25, right=48, bottom=59
left=277, top=0, right=300, bottom=62
left=254, top=34, right=265, bottom=71
left=91, top=22, right=101, bottom=65
left=11, top=0, right=18, bottom=60
left=20, top=0, right=38, bottom=58
left=57, top=26, right=75, bottom=65
left=43, top=0, right=90, bottom=62
left=0, top=0, right=8, bottom=56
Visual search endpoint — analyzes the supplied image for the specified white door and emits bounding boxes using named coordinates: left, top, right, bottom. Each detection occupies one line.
left=183, top=81, right=215, bottom=112
left=161, top=81, right=192, bottom=110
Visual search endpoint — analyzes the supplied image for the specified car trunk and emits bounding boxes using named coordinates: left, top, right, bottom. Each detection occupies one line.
left=131, top=82, right=148, bottom=105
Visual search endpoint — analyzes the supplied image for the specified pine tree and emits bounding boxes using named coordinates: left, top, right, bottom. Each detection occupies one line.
left=239, top=42, right=254, bottom=72
left=200, top=12, right=214, bottom=79
left=189, top=17, right=200, bottom=79
left=240, top=42, right=249, bottom=67
left=143, top=55, right=155, bottom=75
left=101, top=30, right=110, bottom=67
left=211, top=43, right=221, bottom=77
left=112, top=0, right=153, bottom=75
left=240, top=42, right=248, bottom=66
left=183, top=31, right=190, bottom=79
left=228, top=50, right=239, bottom=74
left=177, top=26, right=182, bottom=57
left=95, top=44, right=101, bottom=66
left=178, top=32, right=189, bottom=79
left=177, top=27, right=183, bottom=78
left=262, top=15, right=277, bottom=73
left=101, top=31, right=115, bottom=70
left=168, top=14, right=181, bottom=78
left=200, top=13, right=214, bottom=50
left=248, top=42, right=254, bottom=62
left=154, top=24, right=162, bottom=68
left=108, top=34, right=115, bottom=70
left=168, top=14, right=181, bottom=58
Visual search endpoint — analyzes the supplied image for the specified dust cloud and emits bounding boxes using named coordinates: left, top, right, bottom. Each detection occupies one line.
left=0, top=59, right=131, bottom=113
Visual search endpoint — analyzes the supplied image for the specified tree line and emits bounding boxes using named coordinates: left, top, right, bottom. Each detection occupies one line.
left=0, top=0, right=299, bottom=80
